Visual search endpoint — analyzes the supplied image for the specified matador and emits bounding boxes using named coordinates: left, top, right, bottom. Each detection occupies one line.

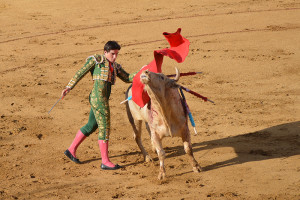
left=62, top=41, right=137, bottom=170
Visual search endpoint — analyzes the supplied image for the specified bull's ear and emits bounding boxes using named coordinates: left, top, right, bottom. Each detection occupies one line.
left=167, top=80, right=180, bottom=88
left=173, top=83, right=181, bottom=88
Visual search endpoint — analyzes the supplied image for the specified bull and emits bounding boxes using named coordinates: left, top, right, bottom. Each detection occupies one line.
left=125, top=68, right=202, bottom=180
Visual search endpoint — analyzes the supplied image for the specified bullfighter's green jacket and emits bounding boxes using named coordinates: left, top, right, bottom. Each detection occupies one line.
left=66, top=54, right=137, bottom=140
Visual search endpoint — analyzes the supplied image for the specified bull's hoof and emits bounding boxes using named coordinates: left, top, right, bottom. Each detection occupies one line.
left=158, top=172, right=166, bottom=180
left=145, top=155, right=153, bottom=162
left=193, top=165, right=202, bottom=173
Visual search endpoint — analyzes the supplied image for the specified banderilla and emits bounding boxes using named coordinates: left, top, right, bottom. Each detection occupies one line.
left=180, top=85, right=215, bottom=104
left=179, top=87, right=198, bottom=135
left=167, top=71, right=202, bottom=78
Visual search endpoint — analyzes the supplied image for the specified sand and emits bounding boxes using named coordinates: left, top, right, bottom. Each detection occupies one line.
left=0, top=0, right=299, bottom=199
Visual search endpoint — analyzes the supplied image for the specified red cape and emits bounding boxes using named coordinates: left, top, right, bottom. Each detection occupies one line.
left=132, top=28, right=190, bottom=107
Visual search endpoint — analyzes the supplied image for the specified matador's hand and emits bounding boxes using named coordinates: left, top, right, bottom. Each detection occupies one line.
left=61, top=87, right=71, bottom=99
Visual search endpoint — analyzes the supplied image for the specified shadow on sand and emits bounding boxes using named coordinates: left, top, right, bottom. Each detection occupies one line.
left=163, top=121, right=300, bottom=171
left=80, top=122, right=299, bottom=170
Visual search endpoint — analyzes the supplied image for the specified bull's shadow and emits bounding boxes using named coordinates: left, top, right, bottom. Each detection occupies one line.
left=163, top=121, right=300, bottom=171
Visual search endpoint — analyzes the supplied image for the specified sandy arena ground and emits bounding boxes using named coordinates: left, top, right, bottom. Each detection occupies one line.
left=0, top=0, right=299, bottom=199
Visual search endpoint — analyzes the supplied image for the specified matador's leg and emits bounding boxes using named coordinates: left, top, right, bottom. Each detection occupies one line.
left=90, top=81, right=121, bottom=170
left=90, top=81, right=111, bottom=141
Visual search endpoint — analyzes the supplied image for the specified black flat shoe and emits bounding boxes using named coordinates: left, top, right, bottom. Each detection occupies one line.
left=64, top=149, right=81, bottom=164
left=101, top=164, right=122, bottom=170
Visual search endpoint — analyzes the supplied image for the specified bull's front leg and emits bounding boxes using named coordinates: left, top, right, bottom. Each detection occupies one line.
left=152, top=132, right=166, bottom=180
left=145, top=122, right=156, bottom=154
left=133, top=120, right=152, bottom=162
left=183, top=141, right=202, bottom=172
left=182, top=129, right=202, bottom=173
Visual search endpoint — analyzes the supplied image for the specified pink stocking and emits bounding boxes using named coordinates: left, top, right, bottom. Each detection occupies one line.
left=98, top=140, right=115, bottom=168
left=68, top=130, right=86, bottom=158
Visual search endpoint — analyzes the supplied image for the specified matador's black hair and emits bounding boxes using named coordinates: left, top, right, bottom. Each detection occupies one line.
left=104, top=41, right=121, bottom=52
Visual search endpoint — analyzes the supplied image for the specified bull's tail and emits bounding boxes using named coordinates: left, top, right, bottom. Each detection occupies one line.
left=125, top=84, right=132, bottom=100
left=125, top=85, right=135, bottom=126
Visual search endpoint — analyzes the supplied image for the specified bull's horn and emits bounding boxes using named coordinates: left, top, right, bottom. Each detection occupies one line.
left=174, top=67, right=180, bottom=82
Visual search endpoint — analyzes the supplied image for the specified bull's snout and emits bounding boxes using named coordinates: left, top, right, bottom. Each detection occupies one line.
left=140, top=70, right=150, bottom=84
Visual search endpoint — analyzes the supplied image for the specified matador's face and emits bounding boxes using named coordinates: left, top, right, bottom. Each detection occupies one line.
left=104, top=49, right=119, bottom=63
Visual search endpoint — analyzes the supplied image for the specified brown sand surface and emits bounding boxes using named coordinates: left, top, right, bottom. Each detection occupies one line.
left=1, top=0, right=299, bottom=199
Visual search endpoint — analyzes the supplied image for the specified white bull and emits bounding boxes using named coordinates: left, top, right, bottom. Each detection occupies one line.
left=125, top=68, right=201, bottom=179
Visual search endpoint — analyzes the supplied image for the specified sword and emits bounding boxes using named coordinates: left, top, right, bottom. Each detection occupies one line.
left=48, top=96, right=63, bottom=114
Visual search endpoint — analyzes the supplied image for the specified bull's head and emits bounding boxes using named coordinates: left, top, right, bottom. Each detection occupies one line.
left=140, top=67, right=180, bottom=95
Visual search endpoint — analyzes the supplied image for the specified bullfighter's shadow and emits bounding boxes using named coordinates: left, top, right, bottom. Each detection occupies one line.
left=162, top=121, right=300, bottom=171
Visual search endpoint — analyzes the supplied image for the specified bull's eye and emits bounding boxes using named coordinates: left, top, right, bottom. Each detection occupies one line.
left=160, top=76, right=164, bottom=80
